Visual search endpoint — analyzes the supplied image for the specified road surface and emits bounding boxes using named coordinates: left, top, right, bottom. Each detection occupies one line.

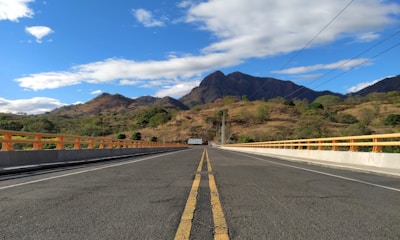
left=1, top=147, right=400, bottom=239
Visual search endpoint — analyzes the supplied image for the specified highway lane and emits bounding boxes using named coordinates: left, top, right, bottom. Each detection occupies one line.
left=0, top=147, right=400, bottom=239
left=0, top=149, right=201, bottom=240
left=207, top=148, right=400, bottom=239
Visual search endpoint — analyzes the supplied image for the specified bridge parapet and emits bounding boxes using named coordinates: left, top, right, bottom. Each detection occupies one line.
left=224, top=133, right=400, bottom=153
left=222, top=133, right=400, bottom=175
left=0, top=130, right=184, bottom=151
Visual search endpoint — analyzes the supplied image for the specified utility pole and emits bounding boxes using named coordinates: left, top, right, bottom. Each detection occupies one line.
left=221, top=110, right=225, bottom=145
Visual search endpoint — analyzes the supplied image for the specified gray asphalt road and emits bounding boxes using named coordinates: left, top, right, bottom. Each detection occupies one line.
left=1, top=147, right=400, bottom=240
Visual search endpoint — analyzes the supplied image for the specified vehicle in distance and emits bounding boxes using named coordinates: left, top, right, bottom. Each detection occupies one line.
left=188, top=138, right=203, bottom=145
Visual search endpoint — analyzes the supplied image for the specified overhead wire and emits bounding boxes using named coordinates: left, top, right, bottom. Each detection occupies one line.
left=248, top=0, right=355, bottom=100
left=312, top=40, right=400, bottom=91
left=284, top=29, right=400, bottom=99
left=279, top=0, right=356, bottom=70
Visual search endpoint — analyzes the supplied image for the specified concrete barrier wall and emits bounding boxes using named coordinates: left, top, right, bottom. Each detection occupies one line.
left=222, top=147, right=400, bottom=170
left=0, top=147, right=187, bottom=168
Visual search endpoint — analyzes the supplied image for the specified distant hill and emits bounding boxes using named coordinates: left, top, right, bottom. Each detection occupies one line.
left=136, top=96, right=189, bottom=110
left=179, top=71, right=342, bottom=106
left=50, top=93, right=135, bottom=116
left=48, top=72, right=400, bottom=117
left=50, top=93, right=188, bottom=116
left=352, top=75, right=400, bottom=96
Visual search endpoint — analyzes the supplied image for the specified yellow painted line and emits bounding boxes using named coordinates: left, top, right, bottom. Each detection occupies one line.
left=206, top=149, right=230, bottom=240
left=197, top=148, right=206, bottom=172
left=174, top=148, right=206, bottom=240
left=175, top=148, right=230, bottom=239
left=206, top=147, right=212, bottom=172
left=174, top=173, right=201, bottom=240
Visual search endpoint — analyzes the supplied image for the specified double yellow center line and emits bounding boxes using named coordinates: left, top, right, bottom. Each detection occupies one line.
left=174, top=148, right=229, bottom=240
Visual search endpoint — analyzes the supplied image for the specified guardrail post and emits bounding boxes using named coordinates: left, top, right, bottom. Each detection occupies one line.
left=74, top=137, right=81, bottom=150
left=1, top=133, right=13, bottom=151
left=108, top=140, right=114, bottom=149
left=318, top=141, right=324, bottom=150
left=307, top=141, right=312, bottom=150
left=56, top=137, right=64, bottom=150
left=88, top=138, right=94, bottom=149
left=332, top=140, right=338, bottom=151
left=99, top=139, right=105, bottom=149
left=372, top=138, right=382, bottom=152
left=33, top=135, right=42, bottom=150
left=349, top=139, right=357, bottom=152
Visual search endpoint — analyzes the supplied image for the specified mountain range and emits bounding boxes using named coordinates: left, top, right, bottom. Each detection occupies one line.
left=50, top=71, right=400, bottom=115
left=180, top=71, right=341, bottom=106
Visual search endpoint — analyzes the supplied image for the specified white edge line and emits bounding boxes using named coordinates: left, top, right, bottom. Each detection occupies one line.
left=235, top=152, right=400, bottom=193
left=0, top=151, right=182, bottom=190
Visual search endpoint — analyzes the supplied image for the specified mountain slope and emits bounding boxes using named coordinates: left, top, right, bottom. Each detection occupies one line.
left=352, top=75, right=400, bottom=96
left=136, top=96, right=189, bottom=110
left=50, top=93, right=136, bottom=116
left=180, top=71, right=342, bottom=106
left=50, top=93, right=188, bottom=116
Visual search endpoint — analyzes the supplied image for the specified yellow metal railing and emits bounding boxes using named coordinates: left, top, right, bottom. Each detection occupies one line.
left=224, top=133, right=400, bottom=153
left=0, top=130, right=185, bottom=151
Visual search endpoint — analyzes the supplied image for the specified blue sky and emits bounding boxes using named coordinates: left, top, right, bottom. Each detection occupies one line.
left=0, top=0, right=399, bottom=114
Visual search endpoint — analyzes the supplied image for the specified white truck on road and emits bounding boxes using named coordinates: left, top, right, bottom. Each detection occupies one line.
left=188, top=138, right=203, bottom=145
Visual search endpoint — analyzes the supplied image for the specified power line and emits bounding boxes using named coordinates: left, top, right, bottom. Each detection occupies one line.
left=280, top=0, right=355, bottom=70
left=248, top=0, right=355, bottom=99
left=312, top=40, right=400, bottom=91
left=284, top=29, right=400, bottom=99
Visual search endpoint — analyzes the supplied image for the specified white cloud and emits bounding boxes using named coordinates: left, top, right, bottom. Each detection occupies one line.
left=356, top=32, right=380, bottom=42
left=14, top=0, right=400, bottom=97
left=132, top=8, right=164, bottom=27
left=186, top=0, right=399, bottom=59
left=0, top=0, right=34, bottom=21
left=25, top=26, right=54, bottom=43
left=0, top=97, right=65, bottom=114
left=15, top=54, right=237, bottom=92
left=346, top=76, right=393, bottom=93
left=155, top=80, right=201, bottom=98
left=347, top=80, right=380, bottom=93
left=90, top=90, right=103, bottom=95
left=272, top=58, right=372, bottom=75
left=119, top=79, right=140, bottom=86
left=177, top=0, right=194, bottom=9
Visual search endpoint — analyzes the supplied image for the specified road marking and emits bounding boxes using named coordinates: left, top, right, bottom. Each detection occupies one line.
left=174, top=173, right=202, bottom=240
left=235, top=152, right=400, bottom=193
left=0, top=151, right=181, bottom=191
left=206, top=149, right=230, bottom=240
left=175, top=148, right=230, bottom=240
left=174, top=149, right=205, bottom=240
left=209, top=174, right=229, bottom=240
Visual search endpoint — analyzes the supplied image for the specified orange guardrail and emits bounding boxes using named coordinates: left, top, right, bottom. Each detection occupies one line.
left=224, top=133, right=400, bottom=153
left=0, top=130, right=186, bottom=151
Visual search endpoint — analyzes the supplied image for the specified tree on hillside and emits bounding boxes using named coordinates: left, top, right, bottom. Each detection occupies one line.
left=255, top=105, right=270, bottom=123
left=386, top=91, right=400, bottom=104
left=116, top=133, right=126, bottom=139
left=359, top=108, right=375, bottom=126
left=22, top=117, right=59, bottom=133
left=222, top=96, right=235, bottom=105
left=0, top=120, right=23, bottom=131
left=313, top=95, right=343, bottom=106
left=341, top=123, right=373, bottom=136
left=295, top=111, right=327, bottom=139
left=150, top=136, right=158, bottom=142
left=132, top=132, right=142, bottom=140
left=384, top=114, right=400, bottom=127
left=136, top=107, right=171, bottom=128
